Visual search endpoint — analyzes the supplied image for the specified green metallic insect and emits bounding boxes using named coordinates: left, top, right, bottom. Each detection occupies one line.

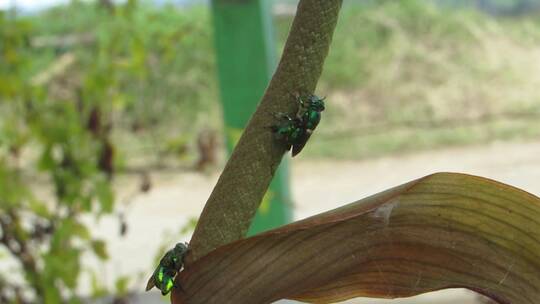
left=145, top=242, right=188, bottom=295
left=272, top=94, right=325, bottom=156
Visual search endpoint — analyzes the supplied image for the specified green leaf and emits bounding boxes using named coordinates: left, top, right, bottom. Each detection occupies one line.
left=89, top=270, right=108, bottom=299
left=43, top=248, right=81, bottom=290
left=43, top=282, right=62, bottom=304
left=53, top=219, right=89, bottom=248
left=91, top=240, right=109, bottom=261
left=67, top=296, right=82, bottom=304
left=28, top=198, right=51, bottom=218
left=173, top=173, right=540, bottom=304
left=95, top=179, right=114, bottom=214
left=37, top=145, right=56, bottom=171
left=115, top=276, right=130, bottom=296
left=72, top=221, right=91, bottom=240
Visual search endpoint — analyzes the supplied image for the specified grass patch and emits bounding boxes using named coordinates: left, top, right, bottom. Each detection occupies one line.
left=305, top=116, right=540, bottom=159
left=6, top=0, right=540, bottom=163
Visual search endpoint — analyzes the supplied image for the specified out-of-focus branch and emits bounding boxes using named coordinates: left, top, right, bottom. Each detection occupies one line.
left=0, top=210, right=43, bottom=300
left=30, top=53, right=76, bottom=86
left=30, top=33, right=95, bottom=49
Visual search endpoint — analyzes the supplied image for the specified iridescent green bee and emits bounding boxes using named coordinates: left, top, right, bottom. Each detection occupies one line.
left=145, top=242, right=188, bottom=295
left=272, top=94, right=326, bottom=156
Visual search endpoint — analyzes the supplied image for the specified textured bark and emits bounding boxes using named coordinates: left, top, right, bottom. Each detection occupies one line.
left=187, top=0, right=343, bottom=262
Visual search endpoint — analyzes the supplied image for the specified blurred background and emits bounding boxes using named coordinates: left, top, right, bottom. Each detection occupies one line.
left=1, top=0, right=540, bottom=303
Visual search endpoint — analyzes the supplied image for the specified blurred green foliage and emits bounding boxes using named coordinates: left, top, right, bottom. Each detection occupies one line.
left=0, top=8, right=116, bottom=303
left=13, top=1, right=219, bottom=168
left=6, top=0, right=540, bottom=162
left=0, top=1, right=221, bottom=301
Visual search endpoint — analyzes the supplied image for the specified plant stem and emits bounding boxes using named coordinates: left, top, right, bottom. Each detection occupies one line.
left=187, top=0, right=343, bottom=263
left=0, top=210, right=43, bottom=301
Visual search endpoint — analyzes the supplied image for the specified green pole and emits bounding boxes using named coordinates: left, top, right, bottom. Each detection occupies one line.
left=211, top=0, right=292, bottom=235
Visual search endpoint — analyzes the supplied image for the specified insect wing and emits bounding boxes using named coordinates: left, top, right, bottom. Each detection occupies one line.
left=145, top=273, right=156, bottom=291
left=145, top=264, right=162, bottom=292
left=291, top=131, right=312, bottom=157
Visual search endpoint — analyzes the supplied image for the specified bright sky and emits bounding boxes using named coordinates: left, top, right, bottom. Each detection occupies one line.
left=0, top=0, right=185, bottom=11
left=0, top=0, right=70, bottom=10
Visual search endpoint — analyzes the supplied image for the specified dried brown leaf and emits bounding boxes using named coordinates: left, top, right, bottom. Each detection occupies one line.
left=172, top=173, right=540, bottom=304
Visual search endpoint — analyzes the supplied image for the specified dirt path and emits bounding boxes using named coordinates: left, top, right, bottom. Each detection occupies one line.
left=94, top=140, right=540, bottom=303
